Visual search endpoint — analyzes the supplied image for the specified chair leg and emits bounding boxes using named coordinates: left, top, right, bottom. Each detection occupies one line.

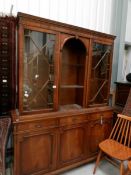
left=120, top=161, right=124, bottom=175
left=93, top=150, right=102, bottom=174
left=124, top=167, right=130, bottom=175
left=125, top=169, right=129, bottom=175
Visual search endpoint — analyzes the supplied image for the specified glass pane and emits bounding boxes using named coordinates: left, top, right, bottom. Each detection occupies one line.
left=89, top=42, right=111, bottom=106
left=23, top=29, right=56, bottom=111
left=60, top=38, right=86, bottom=110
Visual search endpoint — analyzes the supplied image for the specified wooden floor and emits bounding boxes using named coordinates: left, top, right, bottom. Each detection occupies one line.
left=6, top=160, right=120, bottom=175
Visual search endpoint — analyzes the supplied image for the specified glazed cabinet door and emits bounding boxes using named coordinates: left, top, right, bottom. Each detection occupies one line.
left=14, top=129, right=57, bottom=175
left=18, top=25, right=59, bottom=113
left=87, top=117, right=112, bottom=156
left=88, top=41, right=113, bottom=107
left=58, top=124, right=87, bottom=167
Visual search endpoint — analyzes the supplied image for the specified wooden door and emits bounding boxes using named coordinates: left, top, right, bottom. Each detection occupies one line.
left=87, top=118, right=112, bottom=156
left=14, top=129, right=57, bottom=175
left=58, top=124, right=87, bottom=167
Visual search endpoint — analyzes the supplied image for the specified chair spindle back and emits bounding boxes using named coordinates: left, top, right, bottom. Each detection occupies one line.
left=109, top=114, right=131, bottom=147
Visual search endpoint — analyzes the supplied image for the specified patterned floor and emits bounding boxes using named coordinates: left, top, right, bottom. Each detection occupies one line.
left=6, top=160, right=121, bottom=175
left=61, top=160, right=120, bottom=175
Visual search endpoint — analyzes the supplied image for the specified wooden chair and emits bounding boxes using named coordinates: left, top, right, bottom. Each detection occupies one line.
left=126, top=161, right=131, bottom=175
left=0, top=117, right=11, bottom=175
left=93, top=114, right=131, bottom=175
left=93, top=89, right=131, bottom=175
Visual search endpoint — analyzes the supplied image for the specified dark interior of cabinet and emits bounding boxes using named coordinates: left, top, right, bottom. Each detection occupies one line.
left=59, top=38, right=86, bottom=110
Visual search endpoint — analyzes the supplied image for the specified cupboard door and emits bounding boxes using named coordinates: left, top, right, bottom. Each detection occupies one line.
left=15, top=130, right=57, bottom=175
left=58, top=124, right=87, bottom=167
left=87, top=118, right=112, bottom=156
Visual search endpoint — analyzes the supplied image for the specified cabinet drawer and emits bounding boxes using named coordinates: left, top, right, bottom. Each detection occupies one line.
left=17, top=119, right=58, bottom=131
left=90, top=111, right=112, bottom=121
left=60, top=115, right=88, bottom=126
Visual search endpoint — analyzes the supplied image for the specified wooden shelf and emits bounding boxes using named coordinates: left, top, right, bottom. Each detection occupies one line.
left=63, top=63, right=84, bottom=67
left=60, top=104, right=82, bottom=111
left=60, top=85, right=84, bottom=88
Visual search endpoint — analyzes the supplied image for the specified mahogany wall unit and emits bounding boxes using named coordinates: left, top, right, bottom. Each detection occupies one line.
left=12, top=12, right=115, bottom=175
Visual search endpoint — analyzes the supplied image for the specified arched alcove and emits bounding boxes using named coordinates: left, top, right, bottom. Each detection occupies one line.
left=60, top=38, right=87, bottom=109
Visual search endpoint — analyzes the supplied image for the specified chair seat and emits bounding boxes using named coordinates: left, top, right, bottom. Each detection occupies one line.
left=99, top=139, right=131, bottom=161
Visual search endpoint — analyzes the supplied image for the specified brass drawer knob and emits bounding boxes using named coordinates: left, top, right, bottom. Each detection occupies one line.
left=35, top=124, right=42, bottom=128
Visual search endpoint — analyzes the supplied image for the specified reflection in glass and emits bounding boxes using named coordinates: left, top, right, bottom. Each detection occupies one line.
left=23, top=29, right=56, bottom=111
left=89, top=42, right=111, bottom=106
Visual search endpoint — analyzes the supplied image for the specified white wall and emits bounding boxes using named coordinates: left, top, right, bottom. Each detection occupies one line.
left=120, top=0, right=131, bottom=82
left=125, top=0, right=131, bottom=42
left=0, top=0, right=128, bottom=89
left=108, top=0, right=128, bottom=88
left=123, top=48, right=131, bottom=81
left=0, top=0, right=113, bottom=34
left=117, top=0, right=131, bottom=82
